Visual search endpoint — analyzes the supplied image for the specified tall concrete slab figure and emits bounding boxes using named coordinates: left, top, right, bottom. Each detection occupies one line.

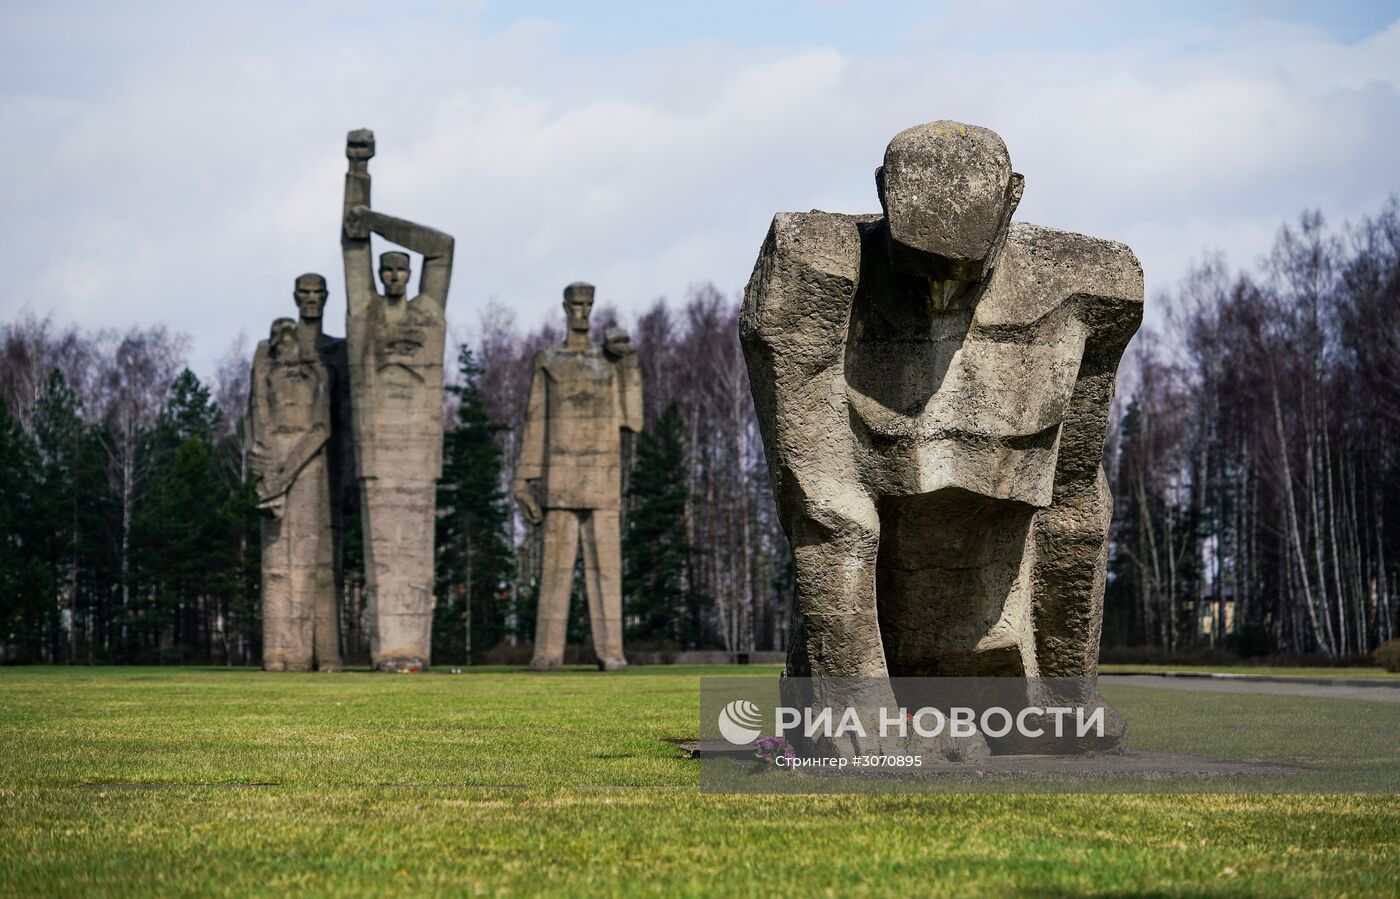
left=341, top=129, right=455, bottom=672
left=741, top=122, right=1141, bottom=748
left=513, top=283, right=643, bottom=671
left=249, top=274, right=342, bottom=671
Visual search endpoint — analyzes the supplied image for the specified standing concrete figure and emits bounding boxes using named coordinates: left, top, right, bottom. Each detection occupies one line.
left=513, top=283, right=643, bottom=671
left=249, top=277, right=342, bottom=671
left=741, top=122, right=1141, bottom=747
left=341, top=129, right=455, bottom=672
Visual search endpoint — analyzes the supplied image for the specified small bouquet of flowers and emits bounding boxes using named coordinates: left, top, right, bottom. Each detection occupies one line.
left=753, top=735, right=795, bottom=765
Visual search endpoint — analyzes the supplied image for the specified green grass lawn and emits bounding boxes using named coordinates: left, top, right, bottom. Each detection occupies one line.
left=2, top=665, right=1398, bottom=897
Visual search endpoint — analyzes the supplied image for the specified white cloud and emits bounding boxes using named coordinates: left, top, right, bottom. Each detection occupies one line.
left=1, top=4, right=1397, bottom=375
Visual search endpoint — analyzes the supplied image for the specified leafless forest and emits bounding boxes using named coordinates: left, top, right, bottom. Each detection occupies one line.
left=3, top=200, right=1398, bottom=664
left=1108, top=201, right=1400, bottom=661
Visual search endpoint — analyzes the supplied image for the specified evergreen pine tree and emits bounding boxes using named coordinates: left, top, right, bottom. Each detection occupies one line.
left=434, top=346, right=513, bottom=664
left=31, top=370, right=86, bottom=661
left=622, top=402, right=698, bottom=646
left=0, top=396, right=43, bottom=662
left=131, top=369, right=229, bottom=662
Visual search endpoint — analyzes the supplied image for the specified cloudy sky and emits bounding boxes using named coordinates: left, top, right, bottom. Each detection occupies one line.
left=3, top=1, right=1398, bottom=374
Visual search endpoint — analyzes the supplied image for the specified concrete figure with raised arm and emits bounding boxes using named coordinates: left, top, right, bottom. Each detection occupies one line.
left=740, top=122, right=1143, bottom=754
left=249, top=275, right=342, bottom=671
left=341, top=128, right=455, bottom=673
left=513, top=282, right=644, bottom=671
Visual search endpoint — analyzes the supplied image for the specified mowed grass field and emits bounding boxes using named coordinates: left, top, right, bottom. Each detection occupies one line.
left=2, top=666, right=1398, bottom=897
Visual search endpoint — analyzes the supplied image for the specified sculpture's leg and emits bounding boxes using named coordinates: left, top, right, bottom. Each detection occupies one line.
left=784, top=491, right=886, bottom=678
left=1032, top=467, right=1111, bottom=677
left=360, top=478, right=381, bottom=666
left=257, top=472, right=318, bottom=672
left=310, top=455, right=341, bottom=672
left=260, top=518, right=294, bottom=671
left=280, top=454, right=340, bottom=672
left=365, top=479, right=436, bottom=672
left=580, top=509, right=627, bottom=671
left=1030, top=466, right=1126, bottom=751
left=530, top=509, right=580, bottom=671
left=312, top=576, right=341, bottom=672
left=783, top=488, right=990, bottom=762
left=284, top=471, right=322, bottom=672
left=875, top=489, right=1037, bottom=678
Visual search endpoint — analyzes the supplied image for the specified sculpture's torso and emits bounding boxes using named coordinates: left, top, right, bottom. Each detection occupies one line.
left=253, top=337, right=330, bottom=488
left=741, top=214, right=1141, bottom=516
left=844, top=221, right=1089, bottom=508
left=536, top=345, right=624, bottom=510
left=348, top=295, right=445, bottom=481
left=267, top=358, right=327, bottom=435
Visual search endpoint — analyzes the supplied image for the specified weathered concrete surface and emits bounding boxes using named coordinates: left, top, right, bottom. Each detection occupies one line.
left=514, top=283, right=643, bottom=671
left=341, top=129, right=455, bottom=673
left=740, top=121, right=1142, bottom=751
left=249, top=277, right=341, bottom=672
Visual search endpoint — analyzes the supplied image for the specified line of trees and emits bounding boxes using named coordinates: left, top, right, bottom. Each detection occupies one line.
left=0, top=323, right=260, bottom=663
left=1106, top=199, right=1400, bottom=659
left=0, top=285, right=791, bottom=664
left=3, top=199, right=1397, bottom=665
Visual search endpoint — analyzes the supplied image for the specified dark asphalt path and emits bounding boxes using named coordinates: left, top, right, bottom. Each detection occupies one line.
left=1101, top=674, right=1400, bottom=703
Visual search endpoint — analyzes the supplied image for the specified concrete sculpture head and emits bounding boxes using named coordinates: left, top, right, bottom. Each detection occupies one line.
left=876, top=121, right=1024, bottom=284
left=563, top=281, right=595, bottom=334
left=269, top=317, right=299, bottom=359
left=294, top=273, right=328, bottom=322
left=346, top=128, right=375, bottom=165
left=378, top=251, right=411, bottom=300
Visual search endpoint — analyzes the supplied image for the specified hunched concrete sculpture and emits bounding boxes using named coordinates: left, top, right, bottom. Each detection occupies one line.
left=249, top=274, right=342, bottom=671
left=341, top=129, right=455, bottom=672
left=740, top=122, right=1141, bottom=746
left=514, top=283, right=643, bottom=671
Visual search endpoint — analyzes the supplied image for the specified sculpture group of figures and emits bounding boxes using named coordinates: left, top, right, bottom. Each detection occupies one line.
left=251, top=120, right=1141, bottom=745
left=250, top=130, right=646, bottom=673
left=250, top=129, right=456, bottom=673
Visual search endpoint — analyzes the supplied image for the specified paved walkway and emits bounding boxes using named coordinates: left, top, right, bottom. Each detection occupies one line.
left=1101, top=673, right=1400, bottom=704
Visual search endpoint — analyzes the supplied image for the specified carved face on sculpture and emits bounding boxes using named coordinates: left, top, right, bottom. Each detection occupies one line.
left=270, top=317, right=299, bottom=360
left=562, top=282, right=595, bottom=334
left=293, top=273, right=327, bottom=322
left=347, top=129, right=375, bottom=162
left=876, top=121, right=1024, bottom=283
left=379, top=252, right=411, bottom=301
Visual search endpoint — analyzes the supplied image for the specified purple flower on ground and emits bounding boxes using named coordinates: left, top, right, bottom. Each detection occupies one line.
left=754, top=735, right=794, bottom=764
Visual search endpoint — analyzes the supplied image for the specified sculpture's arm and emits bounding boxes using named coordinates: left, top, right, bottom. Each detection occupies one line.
left=511, top=354, right=548, bottom=525
left=515, top=356, right=547, bottom=483
left=247, top=341, right=276, bottom=485
left=342, top=132, right=376, bottom=310
left=352, top=207, right=455, bottom=311
left=605, top=328, right=644, bottom=432
left=739, top=212, right=871, bottom=523
left=618, top=353, right=643, bottom=432
left=259, top=422, right=330, bottom=500
left=740, top=212, right=890, bottom=678
left=1030, top=238, right=1143, bottom=680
